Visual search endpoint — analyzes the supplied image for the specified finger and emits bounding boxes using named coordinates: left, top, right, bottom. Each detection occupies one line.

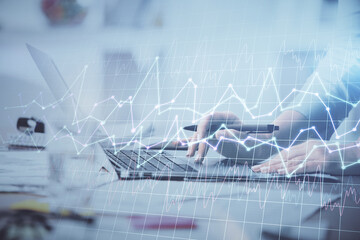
left=197, top=117, right=211, bottom=136
left=215, top=129, right=244, bottom=140
left=283, top=142, right=315, bottom=160
left=266, top=156, right=304, bottom=173
left=172, top=139, right=186, bottom=146
left=173, top=137, right=194, bottom=146
left=253, top=141, right=319, bottom=173
left=276, top=156, right=307, bottom=175
left=278, top=152, right=326, bottom=175
left=284, top=156, right=305, bottom=167
left=253, top=144, right=307, bottom=172
left=185, top=116, right=210, bottom=159
left=257, top=158, right=288, bottom=173
left=195, top=141, right=209, bottom=163
left=260, top=162, right=285, bottom=173
left=186, top=115, right=212, bottom=159
left=302, top=156, right=326, bottom=173
left=173, top=138, right=185, bottom=145
left=192, top=123, right=210, bottom=162
left=252, top=158, right=282, bottom=172
left=277, top=164, right=306, bottom=175
left=186, top=134, right=198, bottom=157
left=252, top=153, right=284, bottom=172
left=252, top=148, right=288, bottom=171
left=187, top=143, right=198, bottom=157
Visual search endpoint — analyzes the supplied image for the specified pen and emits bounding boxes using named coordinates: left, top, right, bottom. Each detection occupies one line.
left=183, top=124, right=279, bottom=134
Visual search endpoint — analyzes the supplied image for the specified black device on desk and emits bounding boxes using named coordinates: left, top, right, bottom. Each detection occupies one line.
left=27, top=44, right=339, bottom=183
left=7, top=117, right=46, bottom=151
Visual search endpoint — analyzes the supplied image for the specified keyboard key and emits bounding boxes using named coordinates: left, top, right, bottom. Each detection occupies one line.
left=105, top=150, right=133, bottom=170
left=165, top=163, right=185, bottom=172
left=117, top=151, right=142, bottom=170
left=145, top=151, right=189, bottom=172
left=139, top=152, right=167, bottom=170
left=105, top=151, right=131, bottom=169
left=157, top=155, right=181, bottom=167
left=106, top=149, right=197, bottom=174
left=129, top=151, right=160, bottom=171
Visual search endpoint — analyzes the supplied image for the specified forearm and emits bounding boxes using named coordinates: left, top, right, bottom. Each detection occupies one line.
left=216, top=110, right=320, bottom=164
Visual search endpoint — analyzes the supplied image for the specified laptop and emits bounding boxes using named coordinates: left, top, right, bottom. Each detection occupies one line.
left=26, top=44, right=339, bottom=182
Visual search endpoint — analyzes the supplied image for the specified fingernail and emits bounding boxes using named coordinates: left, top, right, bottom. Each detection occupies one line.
left=251, top=167, right=260, bottom=172
left=260, top=167, right=269, bottom=173
left=277, top=169, right=286, bottom=174
left=251, top=165, right=260, bottom=170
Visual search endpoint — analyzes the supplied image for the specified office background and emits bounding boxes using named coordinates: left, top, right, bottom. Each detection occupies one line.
left=1, top=0, right=359, bottom=143
left=1, top=1, right=360, bottom=240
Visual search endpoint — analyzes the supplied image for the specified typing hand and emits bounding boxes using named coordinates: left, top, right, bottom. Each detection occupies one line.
left=251, top=140, right=333, bottom=175
left=176, top=112, right=243, bottom=163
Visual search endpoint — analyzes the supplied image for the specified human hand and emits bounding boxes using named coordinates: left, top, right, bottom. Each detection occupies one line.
left=251, top=140, right=334, bottom=175
left=176, top=112, right=243, bottom=163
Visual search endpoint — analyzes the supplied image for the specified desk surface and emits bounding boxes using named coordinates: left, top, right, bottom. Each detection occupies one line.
left=0, top=151, right=359, bottom=240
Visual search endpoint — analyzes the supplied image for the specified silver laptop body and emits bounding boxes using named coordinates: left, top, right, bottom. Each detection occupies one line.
left=27, top=44, right=289, bottom=182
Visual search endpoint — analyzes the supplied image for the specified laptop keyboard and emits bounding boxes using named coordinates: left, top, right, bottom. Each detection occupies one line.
left=104, top=149, right=197, bottom=173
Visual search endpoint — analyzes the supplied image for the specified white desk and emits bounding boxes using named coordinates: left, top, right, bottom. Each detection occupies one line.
left=1, top=148, right=359, bottom=240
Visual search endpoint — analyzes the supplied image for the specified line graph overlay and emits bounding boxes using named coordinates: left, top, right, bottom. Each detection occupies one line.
left=4, top=49, right=360, bottom=176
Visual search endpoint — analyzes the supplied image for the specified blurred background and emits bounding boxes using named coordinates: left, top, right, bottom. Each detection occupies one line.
left=1, top=0, right=359, bottom=144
